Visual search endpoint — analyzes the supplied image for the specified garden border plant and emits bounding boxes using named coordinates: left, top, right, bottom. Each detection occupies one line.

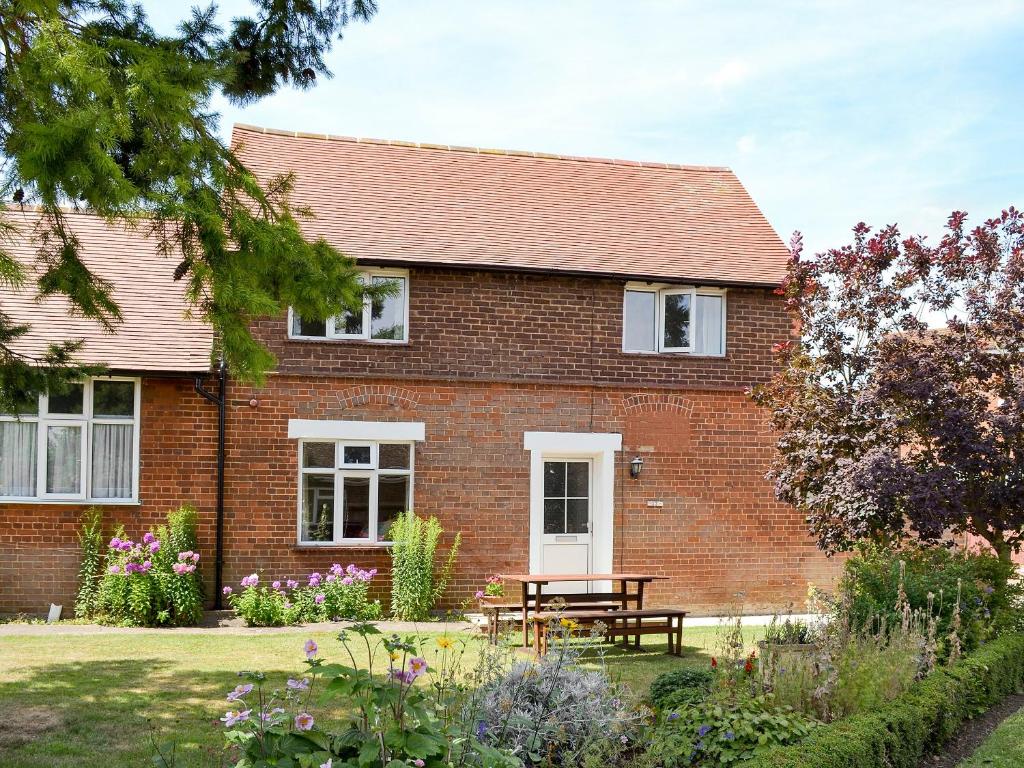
left=737, top=632, right=1024, bottom=768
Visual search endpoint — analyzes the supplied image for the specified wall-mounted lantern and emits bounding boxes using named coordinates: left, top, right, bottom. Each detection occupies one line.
left=630, top=456, right=645, bottom=479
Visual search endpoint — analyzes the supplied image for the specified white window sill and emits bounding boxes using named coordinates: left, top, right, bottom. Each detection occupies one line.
left=621, top=349, right=727, bottom=359
left=293, top=542, right=393, bottom=550
left=287, top=336, right=410, bottom=346
left=0, top=498, right=141, bottom=506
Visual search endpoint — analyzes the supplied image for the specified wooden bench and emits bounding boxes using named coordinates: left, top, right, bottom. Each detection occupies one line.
left=531, top=607, right=687, bottom=656
left=480, top=593, right=635, bottom=644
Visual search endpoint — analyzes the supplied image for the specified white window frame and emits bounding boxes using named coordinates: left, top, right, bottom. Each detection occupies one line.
left=622, top=282, right=727, bottom=356
left=296, top=437, right=415, bottom=546
left=288, top=268, right=410, bottom=344
left=0, top=376, right=141, bottom=504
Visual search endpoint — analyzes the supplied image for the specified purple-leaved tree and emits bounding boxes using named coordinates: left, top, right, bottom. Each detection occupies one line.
left=752, top=209, right=1024, bottom=567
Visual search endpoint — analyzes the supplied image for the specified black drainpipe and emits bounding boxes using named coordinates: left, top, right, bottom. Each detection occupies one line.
left=195, top=359, right=227, bottom=609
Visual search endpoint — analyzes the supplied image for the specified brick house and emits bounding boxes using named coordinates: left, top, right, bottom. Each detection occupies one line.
left=0, top=125, right=842, bottom=615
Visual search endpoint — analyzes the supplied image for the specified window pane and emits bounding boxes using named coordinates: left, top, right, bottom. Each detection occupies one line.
left=46, top=425, right=81, bottom=494
left=379, top=443, right=410, bottom=469
left=338, top=309, right=364, bottom=336
left=1, top=396, right=38, bottom=416
left=342, top=445, right=372, bottom=465
left=377, top=474, right=409, bottom=540
left=543, top=461, right=565, bottom=497
left=623, top=290, right=657, bottom=351
left=302, top=442, right=335, bottom=468
left=544, top=498, right=565, bottom=534
left=694, top=294, right=724, bottom=355
left=48, top=384, right=84, bottom=415
left=93, top=380, right=134, bottom=417
left=91, top=423, right=133, bottom=498
left=342, top=476, right=371, bottom=539
left=663, top=292, right=692, bottom=349
left=566, top=498, right=589, bottom=534
left=301, top=474, right=334, bottom=542
left=0, top=421, right=36, bottom=496
left=291, top=313, right=327, bottom=337
left=371, top=276, right=406, bottom=340
left=566, top=462, right=589, bottom=497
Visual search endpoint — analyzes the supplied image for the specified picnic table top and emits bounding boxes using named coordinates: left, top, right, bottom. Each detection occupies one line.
left=498, top=573, right=667, bottom=583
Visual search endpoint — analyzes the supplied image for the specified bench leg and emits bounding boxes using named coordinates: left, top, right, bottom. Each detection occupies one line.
left=667, top=623, right=675, bottom=655
left=674, top=616, right=683, bottom=656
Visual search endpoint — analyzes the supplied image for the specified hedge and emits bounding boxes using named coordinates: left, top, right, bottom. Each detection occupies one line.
left=738, top=632, right=1024, bottom=768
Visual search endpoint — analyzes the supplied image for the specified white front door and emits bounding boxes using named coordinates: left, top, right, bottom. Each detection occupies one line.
left=539, top=459, right=593, bottom=592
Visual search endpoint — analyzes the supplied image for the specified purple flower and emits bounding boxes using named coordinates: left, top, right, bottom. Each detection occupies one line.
left=109, top=537, right=122, bottom=549
left=304, top=639, right=318, bottom=659
left=240, top=574, right=259, bottom=588
left=141, top=560, right=152, bottom=573
left=283, top=600, right=292, bottom=609
left=341, top=576, right=353, bottom=586
left=368, top=568, right=377, bottom=577
left=220, top=709, right=250, bottom=727
left=413, top=761, right=425, bottom=768
left=620, top=735, right=629, bottom=744
left=191, top=552, right=200, bottom=563
left=407, top=657, right=428, bottom=678
left=143, top=532, right=155, bottom=544
left=698, top=724, right=712, bottom=737
left=325, top=573, right=337, bottom=583
left=475, top=590, right=484, bottom=599
left=321, top=759, right=334, bottom=768
left=148, top=541, right=161, bottom=553
left=667, top=712, right=680, bottom=721
left=346, top=564, right=357, bottom=575
left=222, top=586, right=233, bottom=596
left=330, top=563, right=344, bottom=576
left=272, top=580, right=281, bottom=590
left=108, top=565, right=121, bottom=575
left=259, top=707, right=285, bottom=723
left=294, top=712, right=314, bottom=731
left=286, top=579, right=298, bottom=590
left=286, top=677, right=310, bottom=691
left=724, top=730, right=736, bottom=741
left=314, top=593, right=326, bottom=605
left=226, top=683, right=253, bottom=702
left=308, top=572, right=322, bottom=587
left=476, top=720, right=488, bottom=739
left=119, top=540, right=134, bottom=552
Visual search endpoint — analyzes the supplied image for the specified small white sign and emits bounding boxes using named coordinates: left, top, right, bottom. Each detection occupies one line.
left=47, top=604, right=63, bottom=623
left=646, top=500, right=664, bottom=508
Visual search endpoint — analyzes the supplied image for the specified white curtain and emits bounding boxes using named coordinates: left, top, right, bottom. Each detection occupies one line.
left=0, top=421, right=37, bottom=496
left=91, top=423, right=133, bottom=498
left=46, top=424, right=82, bottom=494
left=695, top=294, right=724, bottom=355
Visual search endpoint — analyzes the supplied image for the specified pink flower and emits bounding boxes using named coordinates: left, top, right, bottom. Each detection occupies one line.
left=330, top=563, right=344, bottom=576
left=341, top=576, right=353, bottom=586
left=308, top=572, right=322, bottom=587
left=272, top=580, right=282, bottom=590
left=259, top=707, right=285, bottom=722
left=141, top=560, right=152, bottom=572
left=222, top=586, right=233, bottom=596
left=408, top=657, right=428, bottom=678
left=148, top=540, right=160, bottom=553
left=143, top=532, right=155, bottom=544
left=240, top=574, right=259, bottom=588
left=226, top=683, right=253, bottom=702
left=304, top=639, right=318, bottom=659
left=325, top=573, right=337, bottom=583
left=314, top=593, right=325, bottom=605
left=109, top=537, right=122, bottom=549
left=413, top=761, right=425, bottom=768
left=475, top=590, right=484, bottom=599
left=108, top=565, right=121, bottom=575
left=286, top=677, right=310, bottom=691
left=220, top=709, right=250, bottom=727
left=191, top=552, right=200, bottom=563
left=294, top=712, right=314, bottom=731
left=321, top=759, right=333, bottom=768
left=286, top=579, right=299, bottom=590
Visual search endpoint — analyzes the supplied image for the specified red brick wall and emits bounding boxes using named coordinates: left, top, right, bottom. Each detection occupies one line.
left=0, top=271, right=841, bottom=616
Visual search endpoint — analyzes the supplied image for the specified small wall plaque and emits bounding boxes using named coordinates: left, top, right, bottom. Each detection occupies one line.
left=646, top=500, right=664, bottom=508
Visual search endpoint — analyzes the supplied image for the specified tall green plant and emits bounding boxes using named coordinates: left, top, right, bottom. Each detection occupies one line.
left=389, top=511, right=461, bottom=621
left=74, top=507, right=105, bottom=618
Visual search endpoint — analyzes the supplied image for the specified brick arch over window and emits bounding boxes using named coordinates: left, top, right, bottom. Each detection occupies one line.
left=337, top=385, right=420, bottom=411
left=620, top=393, right=695, bottom=417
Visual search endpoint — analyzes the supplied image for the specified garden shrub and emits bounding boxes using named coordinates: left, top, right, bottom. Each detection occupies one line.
left=225, top=564, right=382, bottom=627
left=738, top=632, right=1024, bottom=768
left=648, top=667, right=715, bottom=709
left=95, top=505, right=204, bottom=626
left=74, top=507, right=105, bottom=618
left=389, top=510, right=461, bottom=621
left=840, top=542, right=1016, bottom=651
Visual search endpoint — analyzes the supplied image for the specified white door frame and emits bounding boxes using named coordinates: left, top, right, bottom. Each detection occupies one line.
left=523, top=431, right=621, bottom=576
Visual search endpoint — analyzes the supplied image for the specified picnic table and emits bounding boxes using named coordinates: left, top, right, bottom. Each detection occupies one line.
left=498, top=573, right=668, bottom=649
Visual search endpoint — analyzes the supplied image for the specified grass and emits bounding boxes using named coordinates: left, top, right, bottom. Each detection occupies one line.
left=0, top=623, right=762, bottom=768
left=957, top=703, right=1024, bottom=768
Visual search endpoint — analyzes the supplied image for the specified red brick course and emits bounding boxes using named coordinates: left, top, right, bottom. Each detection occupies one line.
left=0, top=273, right=841, bottom=616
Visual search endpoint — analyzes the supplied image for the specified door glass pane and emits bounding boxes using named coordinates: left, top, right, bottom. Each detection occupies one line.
left=46, top=424, right=82, bottom=493
left=93, top=380, right=135, bottom=417
left=379, top=443, right=410, bottom=469
left=566, top=498, right=589, bottom=534
left=544, top=498, right=565, bottom=534
left=663, top=292, right=692, bottom=349
left=342, top=476, right=371, bottom=539
left=91, top=423, right=132, bottom=498
left=543, top=461, right=565, bottom=497
left=623, top=290, right=657, bottom=351
left=48, top=384, right=84, bottom=415
left=342, top=445, right=372, bottom=465
left=694, top=294, right=724, bottom=355
left=301, top=474, right=334, bottom=542
left=0, top=421, right=37, bottom=496
left=371, top=276, right=406, bottom=340
left=377, top=474, right=409, bottom=540
left=566, top=462, right=589, bottom=497
left=302, top=442, right=335, bottom=468
left=292, top=314, right=327, bottom=337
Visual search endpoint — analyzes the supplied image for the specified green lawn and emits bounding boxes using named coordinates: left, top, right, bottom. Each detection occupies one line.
left=958, top=703, right=1024, bottom=767
left=0, top=623, right=761, bottom=768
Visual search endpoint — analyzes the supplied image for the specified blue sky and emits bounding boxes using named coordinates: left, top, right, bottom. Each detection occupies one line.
left=147, top=1, right=1023, bottom=255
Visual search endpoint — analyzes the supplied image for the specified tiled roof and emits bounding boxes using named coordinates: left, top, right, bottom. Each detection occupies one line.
left=233, top=124, right=789, bottom=287
left=1, top=208, right=214, bottom=372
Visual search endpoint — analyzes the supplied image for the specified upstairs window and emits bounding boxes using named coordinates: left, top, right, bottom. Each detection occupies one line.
left=289, top=269, right=408, bottom=343
left=622, top=284, right=726, bottom=355
left=0, top=378, right=140, bottom=501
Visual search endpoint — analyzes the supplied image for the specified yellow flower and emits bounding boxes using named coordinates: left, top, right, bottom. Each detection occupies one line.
left=389, top=651, right=400, bottom=661
left=436, top=636, right=453, bottom=650
left=559, top=618, right=579, bottom=631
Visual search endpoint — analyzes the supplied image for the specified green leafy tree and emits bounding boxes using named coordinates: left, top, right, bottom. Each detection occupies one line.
left=0, top=0, right=380, bottom=409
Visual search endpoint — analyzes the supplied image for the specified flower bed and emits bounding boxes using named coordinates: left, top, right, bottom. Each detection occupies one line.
left=224, top=563, right=382, bottom=626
